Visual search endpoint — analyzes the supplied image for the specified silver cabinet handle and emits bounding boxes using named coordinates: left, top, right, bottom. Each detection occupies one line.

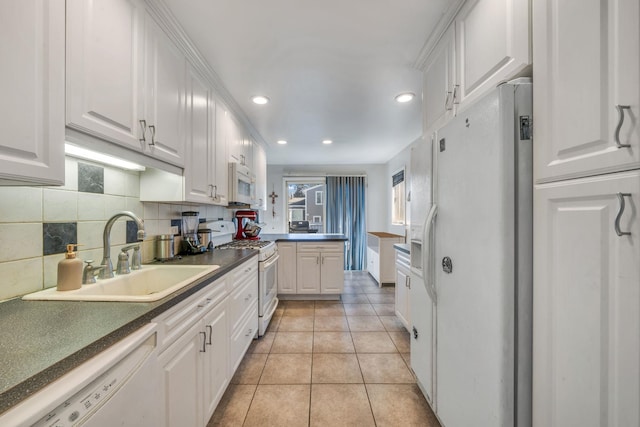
left=445, top=90, right=453, bottom=111
left=206, top=325, right=212, bottom=345
left=615, top=192, right=632, bottom=236
left=452, top=85, right=460, bottom=105
left=213, top=185, right=218, bottom=199
left=139, top=120, right=147, bottom=143
left=199, top=331, right=207, bottom=352
left=148, top=124, right=156, bottom=146
left=405, top=275, right=410, bottom=288
left=615, top=105, right=631, bottom=148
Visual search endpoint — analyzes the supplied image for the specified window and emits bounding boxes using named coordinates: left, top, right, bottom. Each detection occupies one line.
left=392, top=168, right=405, bottom=225
left=284, top=178, right=326, bottom=232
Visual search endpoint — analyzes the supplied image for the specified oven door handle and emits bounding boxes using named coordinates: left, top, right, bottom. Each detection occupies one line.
left=261, top=253, right=280, bottom=270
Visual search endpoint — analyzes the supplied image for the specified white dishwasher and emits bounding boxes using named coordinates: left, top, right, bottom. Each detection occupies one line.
left=0, top=323, right=161, bottom=427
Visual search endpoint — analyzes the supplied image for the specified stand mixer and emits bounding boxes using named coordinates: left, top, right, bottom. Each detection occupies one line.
left=234, top=210, right=261, bottom=240
left=180, top=211, right=206, bottom=254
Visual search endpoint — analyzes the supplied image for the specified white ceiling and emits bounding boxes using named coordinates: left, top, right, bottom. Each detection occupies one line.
left=164, top=0, right=451, bottom=165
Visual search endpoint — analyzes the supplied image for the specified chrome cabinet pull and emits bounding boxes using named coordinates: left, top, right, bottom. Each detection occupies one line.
left=445, top=90, right=453, bottom=111
left=199, top=331, right=207, bottom=352
left=452, top=85, right=460, bottom=105
left=148, top=124, right=156, bottom=146
left=138, top=120, right=147, bottom=143
left=206, top=325, right=212, bottom=345
left=213, top=185, right=218, bottom=199
left=614, top=105, right=631, bottom=148
left=615, top=192, right=632, bottom=236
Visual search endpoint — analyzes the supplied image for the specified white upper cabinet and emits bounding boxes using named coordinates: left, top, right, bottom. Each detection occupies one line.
left=423, top=26, right=455, bottom=134
left=142, top=12, right=186, bottom=166
left=0, top=0, right=65, bottom=185
left=253, top=143, right=267, bottom=210
left=67, top=0, right=186, bottom=167
left=454, top=0, right=531, bottom=111
left=533, top=0, right=640, bottom=183
left=213, top=106, right=229, bottom=205
left=184, top=65, right=214, bottom=204
left=421, top=0, right=531, bottom=134
left=66, top=0, right=144, bottom=151
left=533, top=170, right=640, bottom=427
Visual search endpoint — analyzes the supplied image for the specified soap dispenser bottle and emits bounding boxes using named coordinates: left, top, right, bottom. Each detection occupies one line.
left=57, top=244, right=83, bottom=291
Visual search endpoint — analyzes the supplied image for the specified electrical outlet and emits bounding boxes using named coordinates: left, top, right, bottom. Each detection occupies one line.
left=170, top=226, right=179, bottom=235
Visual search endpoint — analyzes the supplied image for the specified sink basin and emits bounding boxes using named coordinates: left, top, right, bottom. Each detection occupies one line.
left=23, top=265, right=220, bottom=302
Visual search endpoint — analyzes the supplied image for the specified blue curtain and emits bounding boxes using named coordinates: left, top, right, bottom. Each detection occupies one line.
left=326, top=176, right=366, bottom=270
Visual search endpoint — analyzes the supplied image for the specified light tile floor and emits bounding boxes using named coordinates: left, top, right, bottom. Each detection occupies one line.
left=208, top=270, right=441, bottom=427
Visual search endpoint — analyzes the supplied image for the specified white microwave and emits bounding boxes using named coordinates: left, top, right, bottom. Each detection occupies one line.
left=229, top=162, right=255, bottom=205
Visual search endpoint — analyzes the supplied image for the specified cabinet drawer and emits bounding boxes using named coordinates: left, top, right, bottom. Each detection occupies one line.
left=228, top=273, right=258, bottom=332
left=297, top=242, right=343, bottom=253
left=229, top=301, right=258, bottom=375
left=154, top=277, right=226, bottom=353
left=395, top=250, right=410, bottom=271
left=227, top=258, right=258, bottom=291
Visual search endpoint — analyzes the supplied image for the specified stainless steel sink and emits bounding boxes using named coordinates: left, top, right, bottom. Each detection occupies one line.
left=23, top=265, right=220, bottom=302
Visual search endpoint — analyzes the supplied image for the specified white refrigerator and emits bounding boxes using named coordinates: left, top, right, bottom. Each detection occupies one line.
left=411, top=78, right=533, bottom=426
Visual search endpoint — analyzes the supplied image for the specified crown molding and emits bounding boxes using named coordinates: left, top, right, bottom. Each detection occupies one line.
left=413, top=0, right=466, bottom=71
left=144, top=0, right=269, bottom=149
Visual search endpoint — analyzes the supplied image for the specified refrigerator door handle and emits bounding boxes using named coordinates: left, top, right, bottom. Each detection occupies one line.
left=422, top=204, right=438, bottom=304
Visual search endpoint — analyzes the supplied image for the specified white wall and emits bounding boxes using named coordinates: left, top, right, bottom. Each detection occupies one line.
left=264, top=164, right=387, bottom=234
left=385, top=137, right=422, bottom=238
left=0, top=157, right=231, bottom=302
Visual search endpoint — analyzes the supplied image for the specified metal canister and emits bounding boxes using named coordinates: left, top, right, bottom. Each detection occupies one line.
left=155, top=234, right=175, bottom=260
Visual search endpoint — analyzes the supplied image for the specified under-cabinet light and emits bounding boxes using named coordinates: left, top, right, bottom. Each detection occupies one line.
left=64, top=143, right=146, bottom=171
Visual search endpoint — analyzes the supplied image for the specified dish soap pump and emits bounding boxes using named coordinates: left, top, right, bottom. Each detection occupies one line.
left=57, top=244, right=83, bottom=291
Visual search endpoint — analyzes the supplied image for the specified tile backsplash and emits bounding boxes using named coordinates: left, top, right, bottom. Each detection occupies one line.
left=0, top=157, right=230, bottom=301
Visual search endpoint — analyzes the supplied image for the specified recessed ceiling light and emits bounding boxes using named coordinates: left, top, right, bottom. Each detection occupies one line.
left=395, top=92, right=415, bottom=103
left=251, top=95, right=270, bottom=105
left=322, top=140, right=333, bottom=145
left=277, top=140, right=287, bottom=145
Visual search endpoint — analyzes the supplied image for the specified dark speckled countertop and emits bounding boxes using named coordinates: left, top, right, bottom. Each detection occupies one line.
left=0, top=249, right=258, bottom=415
left=261, top=233, right=348, bottom=242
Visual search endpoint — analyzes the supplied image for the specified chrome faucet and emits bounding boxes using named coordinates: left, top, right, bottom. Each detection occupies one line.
left=100, top=211, right=145, bottom=279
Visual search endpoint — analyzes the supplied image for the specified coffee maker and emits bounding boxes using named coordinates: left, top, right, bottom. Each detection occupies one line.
left=234, top=210, right=260, bottom=240
left=181, top=211, right=206, bottom=254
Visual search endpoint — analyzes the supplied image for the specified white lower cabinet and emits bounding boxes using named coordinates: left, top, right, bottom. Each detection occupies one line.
left=394, top=249, right=411, bottom=331
left=277, top=242, right=297, bottom=294
left=295, top=242, right=345, bottom=295
left=154, top=257, right=258, bottom=427
left=533, top=170, right=640, bottom=427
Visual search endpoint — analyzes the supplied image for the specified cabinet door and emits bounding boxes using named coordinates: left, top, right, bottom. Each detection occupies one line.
left=320, top=252, right=344, bottom=294
left=158, top=321, right=203, bottom=427
left=213, top=104, right=229, bottom=205
left=184, top=66, right=213, bottom=204
left=143, top=14, right=185, bottom=166
left=366, top=247, right=380, bottom=283
left=423, top=25, right=455, bottom=134
left=395, top=266, right=410, bottom=330
left=533, top=171, right=640, bottom=427
left=296, top=252, right=321, bottom=293
left=66, top=0, right=143, bottom=151
left=277, top=242, right=297, bottom=293
left=455, top=0, right=530, bottom=110
left=253, top=143, right=267, bottom=210
left=533, top=0, right=640, bottom=182
left=202, top=301, right=228, bottom=424
left=410, top=271, right=435, bottom=404
left=0, top=0, right=65, bottom=185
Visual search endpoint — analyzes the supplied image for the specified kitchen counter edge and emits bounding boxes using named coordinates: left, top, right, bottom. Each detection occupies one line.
left=0, top=249, right=258, bottom=415
left=261, top=233, right=348, bottom=242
